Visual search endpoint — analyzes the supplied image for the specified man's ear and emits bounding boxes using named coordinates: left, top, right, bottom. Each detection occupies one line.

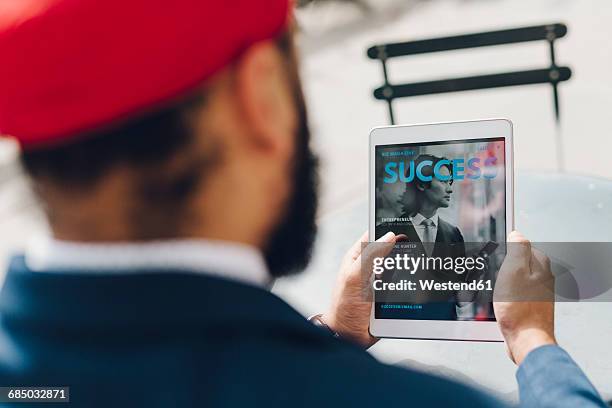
left=234, top=40, right=296, bottom=156
left=416, top=181, right=427, bottom=192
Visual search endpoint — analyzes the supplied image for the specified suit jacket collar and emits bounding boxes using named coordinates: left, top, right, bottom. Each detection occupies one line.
left=0, top=256, right=319, bottom=341
left=410, top=213, right=439, bottom=228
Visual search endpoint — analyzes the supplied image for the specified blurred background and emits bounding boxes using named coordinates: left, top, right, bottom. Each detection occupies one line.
left=285, top=0, right=612, bottom=403
left=1, top=0, right=611, bottom=403
left=294, top=0, right=612, bottom=216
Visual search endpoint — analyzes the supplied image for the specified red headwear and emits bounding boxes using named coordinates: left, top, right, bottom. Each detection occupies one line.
left=0, top=0, right=291, bottom=150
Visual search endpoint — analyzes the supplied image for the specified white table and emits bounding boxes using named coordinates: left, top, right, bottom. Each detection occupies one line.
left=273, top=171, right=612, bottom=402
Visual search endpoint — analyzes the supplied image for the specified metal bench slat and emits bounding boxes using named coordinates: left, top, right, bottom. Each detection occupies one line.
left=367, top=24, right=567, bottom=59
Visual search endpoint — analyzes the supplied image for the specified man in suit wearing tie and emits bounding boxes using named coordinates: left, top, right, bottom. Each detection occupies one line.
left=376, top=154, right=464, bottom=253
left=0, top=0, right=606, bottom=407
left=376, top=155, right=469, bottom=319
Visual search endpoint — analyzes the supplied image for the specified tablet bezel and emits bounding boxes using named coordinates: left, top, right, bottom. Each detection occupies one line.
left=368, top=119, right=514, bottom=342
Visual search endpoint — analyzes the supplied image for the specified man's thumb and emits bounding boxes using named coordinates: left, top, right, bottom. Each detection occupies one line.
left=506, top=230, right=532, bottom=266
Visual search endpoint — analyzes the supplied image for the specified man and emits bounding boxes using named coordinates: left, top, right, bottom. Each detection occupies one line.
left=376, top=155, right=471, bottom=320
left=0, top=1, right=606, bottom=407
left=410, top=154, right=464, bottom=244
left=376, top=154, right=464, bottom=253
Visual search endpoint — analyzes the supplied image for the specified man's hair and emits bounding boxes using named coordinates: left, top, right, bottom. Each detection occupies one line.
left=21, top=94, right=205, bottom=189
left=411, top=154, right=453, bottom=190
left=19, top=93, right=214, bottom=239
left=400, top=154, right=452, bottom=216
left=20, top=31, right=294, bottom=239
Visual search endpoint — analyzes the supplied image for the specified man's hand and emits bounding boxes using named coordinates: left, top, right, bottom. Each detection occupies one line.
left=494, top=231, right=557, bottom=365
left=322, top=231, right=399, bottom=348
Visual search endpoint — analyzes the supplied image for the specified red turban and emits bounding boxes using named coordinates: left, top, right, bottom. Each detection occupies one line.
left=0, top=0, right=291, bottom=150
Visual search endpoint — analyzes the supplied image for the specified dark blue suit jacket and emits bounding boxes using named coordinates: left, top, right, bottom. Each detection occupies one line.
left=0, top=256, right=606, bottom=407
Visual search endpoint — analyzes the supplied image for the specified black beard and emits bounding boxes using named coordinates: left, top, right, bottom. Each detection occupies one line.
left=263, top=101, right=319, bottom=278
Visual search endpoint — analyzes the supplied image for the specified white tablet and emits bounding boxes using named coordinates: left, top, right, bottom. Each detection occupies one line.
left=369, top=119, right=514, bottom=342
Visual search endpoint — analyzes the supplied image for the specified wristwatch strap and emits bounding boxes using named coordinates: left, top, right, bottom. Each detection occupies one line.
left=308, top=314, right=340, bottom=338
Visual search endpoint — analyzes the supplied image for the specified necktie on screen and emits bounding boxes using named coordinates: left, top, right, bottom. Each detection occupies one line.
left=421, top=218, right=436, bottom=243
left=421, top=218, right=436, bottom=257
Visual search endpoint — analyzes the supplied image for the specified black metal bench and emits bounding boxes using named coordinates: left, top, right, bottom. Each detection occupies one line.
left=367, top=23, right=572, bottom=126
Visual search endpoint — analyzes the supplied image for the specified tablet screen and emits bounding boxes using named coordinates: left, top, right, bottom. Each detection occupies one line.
left=374, top=137, right=506, bottom=321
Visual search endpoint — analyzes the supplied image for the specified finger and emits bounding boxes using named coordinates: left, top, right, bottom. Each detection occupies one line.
left=495, top=231, right=533, bottom=301
left=341, top=232, right=396, bottom=288
left=350, top=231, right=396, bottom=263
left=532, top=248, right=552, bottom=275
left=358, top=232, right=397, bottom=270
left=352, top=234, right=397, bottom=301
left=395, top=234, right=409, bottom=242
left=377, top=231, right=396, bottom=243
left=346, top=231, right=369, bottom=262
left=508, top=230, right=531, bottom=246
left=531, top=249, right=555, bottom=295
left=506, top=230, right=532, bottom=269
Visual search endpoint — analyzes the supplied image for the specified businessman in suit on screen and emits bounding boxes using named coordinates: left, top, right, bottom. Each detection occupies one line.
left=377, top=154, right=464, bottom=253
left=376, top=155, right=471, bottom=318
